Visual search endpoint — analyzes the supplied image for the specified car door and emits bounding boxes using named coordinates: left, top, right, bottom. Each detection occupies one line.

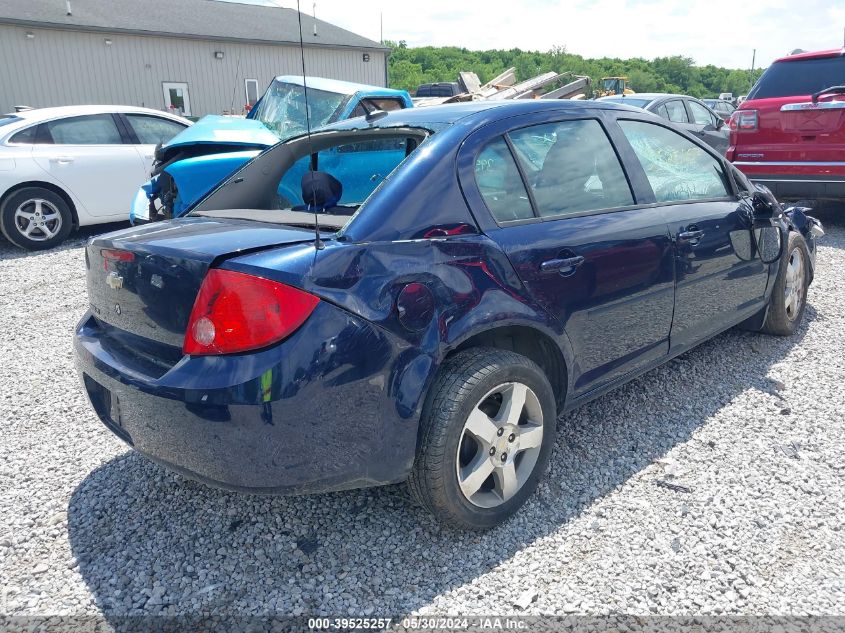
left=687, top=99, right=729, bottom=154
left=616, top=118, right=770, bottom=352
left=30, top=113, right=147, bottom=218
left=462, top=114, right=676, bottom=396
left=120, top=113, right=188, bottom=177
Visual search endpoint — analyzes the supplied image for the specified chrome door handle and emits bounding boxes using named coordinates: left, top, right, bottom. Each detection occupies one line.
left=540, top=255, right=585, bottom=275
left=678, top=229, right=705, bottom=244
left=49, top=156, right=74, bottom=164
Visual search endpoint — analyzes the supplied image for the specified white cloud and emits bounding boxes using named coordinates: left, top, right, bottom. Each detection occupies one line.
left=236, top=0, right=845, bottom=68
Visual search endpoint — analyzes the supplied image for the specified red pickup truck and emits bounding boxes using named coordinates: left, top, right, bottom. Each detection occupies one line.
left=728, top=48, right=845, bottom=200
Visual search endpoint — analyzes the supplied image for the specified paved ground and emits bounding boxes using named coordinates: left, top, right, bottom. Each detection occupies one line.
left=1, top=210, right=843, bottom=621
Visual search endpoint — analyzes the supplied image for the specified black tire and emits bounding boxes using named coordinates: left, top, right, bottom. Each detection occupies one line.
left=408, top=347, right=557, bottom=529
left=0, top=187, right=73, bottom=250
left=760, top=231, right=811, bottom=336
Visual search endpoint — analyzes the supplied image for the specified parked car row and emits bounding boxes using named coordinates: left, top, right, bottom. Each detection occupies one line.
left=3, top=47, right=841, bottom=251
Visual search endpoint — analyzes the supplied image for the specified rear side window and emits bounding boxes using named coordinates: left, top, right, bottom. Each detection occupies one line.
left=9, top=125, right=36, bottom=144
left=125, top=114, right=185, bottom=145
left=44, top=114, right=122, bottom=144
left=619, top=120, right=729, bottom=203
left=749, top=57, right=845, bottom=99
left=663, top=100, right=689, bottom=123
left=509, top=120, right=634, bottom=217
left=475, top=137, right=534, bottom=222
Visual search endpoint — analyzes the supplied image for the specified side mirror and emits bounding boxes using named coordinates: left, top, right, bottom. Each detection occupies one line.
left=750, top=191, right=779, bottom=222
left=715, top=118, right=725, bottom=130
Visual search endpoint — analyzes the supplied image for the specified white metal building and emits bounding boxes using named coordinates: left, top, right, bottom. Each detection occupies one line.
left=0, top=0, right=389, bottom=117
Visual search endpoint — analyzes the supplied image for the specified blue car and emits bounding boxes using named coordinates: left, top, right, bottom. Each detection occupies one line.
left=76, top=100, right=822, bottom=528
left=131, top=76, right=413, bottom=223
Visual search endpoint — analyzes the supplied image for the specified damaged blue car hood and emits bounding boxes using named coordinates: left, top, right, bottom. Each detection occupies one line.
left=162, top=115, right=279, bottom=151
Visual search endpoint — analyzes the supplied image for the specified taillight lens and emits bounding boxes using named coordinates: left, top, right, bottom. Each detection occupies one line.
left=729, top=109, right=758, bottom=131
left=183, top=269, right=319, bottom=356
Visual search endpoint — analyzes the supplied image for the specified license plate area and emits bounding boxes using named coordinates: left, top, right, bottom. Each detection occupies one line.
left=83, top=374, right=133, bottom=445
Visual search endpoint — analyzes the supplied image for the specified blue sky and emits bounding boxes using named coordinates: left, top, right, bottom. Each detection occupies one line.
left=221, top=0, right=845, bottom=69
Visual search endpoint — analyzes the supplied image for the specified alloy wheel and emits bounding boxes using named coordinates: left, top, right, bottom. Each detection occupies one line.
left=14, top=199, right=63, bottom=242
left=784, top=246, right=805, bottom=321
left=456, top=382, right=544, bottom=508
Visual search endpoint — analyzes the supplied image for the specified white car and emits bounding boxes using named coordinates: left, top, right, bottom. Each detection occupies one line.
left=0, top=105, right=190, bottom=250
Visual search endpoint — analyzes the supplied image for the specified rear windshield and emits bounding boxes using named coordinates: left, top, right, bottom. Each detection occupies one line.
left=0, top=115, right=21, bottom=128
left=748, top=56, right=845, bottom=99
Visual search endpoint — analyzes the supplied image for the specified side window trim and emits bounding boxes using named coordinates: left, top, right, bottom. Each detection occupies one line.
left=501, top=134, right=539, bottom=218
left=114, top=114, right=138, bottom=144
left=614, top=117, right=735, bottom=206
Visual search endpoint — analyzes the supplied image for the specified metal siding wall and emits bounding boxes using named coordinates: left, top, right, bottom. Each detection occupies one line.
left=0, top=25, right=387, bottom=115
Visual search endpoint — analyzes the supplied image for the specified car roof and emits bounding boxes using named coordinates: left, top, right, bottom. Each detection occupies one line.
left=325, top=99, right=642, bottom=131
left=773, top=47, right=845, bottom=63
left=599, top=93, right=690, bottom=102
left=272, top=75, right=409, bottom=99
left=5, top=105, right=190, bottom=124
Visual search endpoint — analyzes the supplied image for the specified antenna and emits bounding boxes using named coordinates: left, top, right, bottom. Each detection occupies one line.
left=229, top=53, right=242, bottom=113
left=296, top=0, right=323, bottom=250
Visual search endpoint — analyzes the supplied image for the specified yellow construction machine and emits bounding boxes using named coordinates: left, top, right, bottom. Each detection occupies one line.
left=597, top=77, right=635, bottom=97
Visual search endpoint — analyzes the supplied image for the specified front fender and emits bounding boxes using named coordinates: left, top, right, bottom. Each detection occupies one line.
left=784, top=206, right=823, bottom=276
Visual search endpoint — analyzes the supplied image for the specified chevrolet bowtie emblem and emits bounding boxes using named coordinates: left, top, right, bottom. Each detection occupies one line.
left=106, top=271, right=124, bottom=290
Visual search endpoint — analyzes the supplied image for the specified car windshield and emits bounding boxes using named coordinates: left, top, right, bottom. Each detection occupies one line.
left=250, top=80, right=347, bottom=137
left=0, top=115, right=22, bottom=128
left=748, top=57, right=845, bottom=99
left=600, top=97, right=651, bottom=108
left=191, top=129, right=427, bottom=230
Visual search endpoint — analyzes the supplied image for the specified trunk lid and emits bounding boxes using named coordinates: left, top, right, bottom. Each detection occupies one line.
left=86, top=217, right=317, bottom=349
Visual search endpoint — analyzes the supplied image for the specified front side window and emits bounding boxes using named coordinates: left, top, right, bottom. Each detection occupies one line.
left=663, top=100, right=689, bottom=123
left=350, top=98, right=405, bottom=118
left=619, top=120, right=730, bottom=203
left=45, top=114, right=122, bottom=145
left=509, top=119, right=634, bottom=217
left=689, top=101, right=716, bottom=126
left=125, top=114, right=186, bottom=145
left=474, top=137, right=533, bottom=222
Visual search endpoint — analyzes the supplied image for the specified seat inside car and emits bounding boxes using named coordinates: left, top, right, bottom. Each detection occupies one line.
left=534, top=131, right=632, bottom=215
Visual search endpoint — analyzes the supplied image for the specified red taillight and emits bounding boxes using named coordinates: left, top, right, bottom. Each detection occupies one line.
left=183, top=269, right=319, bottom=356
left=729, top=109, right=758, bottom=131
left=101, top=248, right=135, bottom=262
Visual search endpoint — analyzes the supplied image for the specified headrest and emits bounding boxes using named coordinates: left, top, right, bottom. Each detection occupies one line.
left=301, top=171, right=342, bottom=210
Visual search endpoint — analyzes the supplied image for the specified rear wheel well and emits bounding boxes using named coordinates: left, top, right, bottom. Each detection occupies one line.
left=1, top=181, right=79, bottom=228
left=452, top=326, right=567, bottom=411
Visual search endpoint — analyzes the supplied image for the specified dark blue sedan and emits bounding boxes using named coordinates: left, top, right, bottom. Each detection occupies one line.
left=74, top=101, right=822, bottom=528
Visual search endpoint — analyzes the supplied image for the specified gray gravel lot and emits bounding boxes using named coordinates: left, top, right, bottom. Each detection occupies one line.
left=1, top=213, right=844, bottom=620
